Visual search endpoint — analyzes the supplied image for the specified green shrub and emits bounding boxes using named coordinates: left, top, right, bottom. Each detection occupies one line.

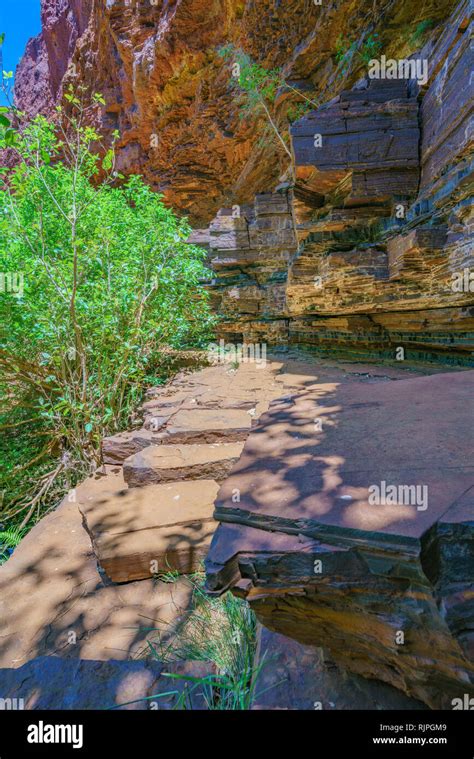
left=0, top=89, right=214, bottom=532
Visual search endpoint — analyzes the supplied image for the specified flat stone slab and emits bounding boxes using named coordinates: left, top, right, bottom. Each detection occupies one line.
left=0, top=656, right=212, bottom=710
left=80, top=480, right=219, bottom=582
left=103, top=358, right=431, bottom=465
left=0, top=471, right=194, bottom=668
left=206, top=369, right=474, bottom=709
left=102, top=429, right=166, bottom=465
left=213, top=370, right=474, bottom=545
left=123, top=442, right=244, bottom=487
left=157, top=408, right=253, bottom=444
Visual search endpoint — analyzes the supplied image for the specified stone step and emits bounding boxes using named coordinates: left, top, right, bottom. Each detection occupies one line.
left=0, top=468, right=197, bottom=668
left=102, top=408, right=253, bottom=464
left=102, top=428, right=164, bottom=465
left=123, top=442, right=244, bottom=487
left=155, top=407, right=253, bottom=444
left=79, top=480, right=219, bottom=583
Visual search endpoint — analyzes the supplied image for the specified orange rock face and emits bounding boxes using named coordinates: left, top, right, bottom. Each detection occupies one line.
left=15, top=0, right=456, bottom=225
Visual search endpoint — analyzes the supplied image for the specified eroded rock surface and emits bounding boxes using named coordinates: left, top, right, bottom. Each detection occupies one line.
left=15, top=0, right=458, bottom=224
left=252, top=627, right=427, bottom=710
left=0, top=656, right=212, bottom=710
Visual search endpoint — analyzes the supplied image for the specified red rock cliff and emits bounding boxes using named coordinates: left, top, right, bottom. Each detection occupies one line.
left=15, top=0, right=457, bottom=225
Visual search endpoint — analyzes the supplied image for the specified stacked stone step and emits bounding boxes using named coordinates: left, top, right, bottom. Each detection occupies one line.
left=83, top=363, right=286, bottom=584
left=92, top=415, right=250, bottom=582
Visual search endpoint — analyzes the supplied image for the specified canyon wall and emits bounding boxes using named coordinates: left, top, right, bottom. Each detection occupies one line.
left=14, top=0, right=473, bottom=362
left=15, top=0, right=459, bottom=224
left=200, top=0, right=473, bottom=363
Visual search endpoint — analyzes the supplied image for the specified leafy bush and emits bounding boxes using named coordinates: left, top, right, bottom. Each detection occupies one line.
left=0, top=90, right=214, bottom=532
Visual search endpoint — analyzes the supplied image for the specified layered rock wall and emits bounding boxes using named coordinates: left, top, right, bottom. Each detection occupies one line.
left=15, top=0, right=459, bottom=224
left=203, top=1, right=473, bottom=363
left=15, top=3, right=471, bottom=362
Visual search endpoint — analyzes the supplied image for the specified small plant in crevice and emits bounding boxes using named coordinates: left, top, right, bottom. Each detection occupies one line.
left=287, top=101, right=314, bottom=124
left=334, top=31, right=383, bottom=74
left=218, top=45, right=321, bottom=181
left=408, top=19, right=435, bottom=49
left=342, top=223, right=385, bottom=246
left=335, top=34, right=356, bottom=65
left=359, top=33, right=382, bottom=66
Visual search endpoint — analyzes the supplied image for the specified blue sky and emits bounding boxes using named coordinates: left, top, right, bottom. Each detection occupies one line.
left=0, top=0, right=41, bottom=105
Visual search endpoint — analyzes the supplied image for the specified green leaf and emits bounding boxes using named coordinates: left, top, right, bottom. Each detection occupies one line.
left=4, top=128, right=16, bottom=146
left=101, top=149, right=114, bottom=171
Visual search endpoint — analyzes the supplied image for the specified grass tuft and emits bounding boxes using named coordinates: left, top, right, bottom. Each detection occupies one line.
left=133, top=571, right=270, bottom=710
